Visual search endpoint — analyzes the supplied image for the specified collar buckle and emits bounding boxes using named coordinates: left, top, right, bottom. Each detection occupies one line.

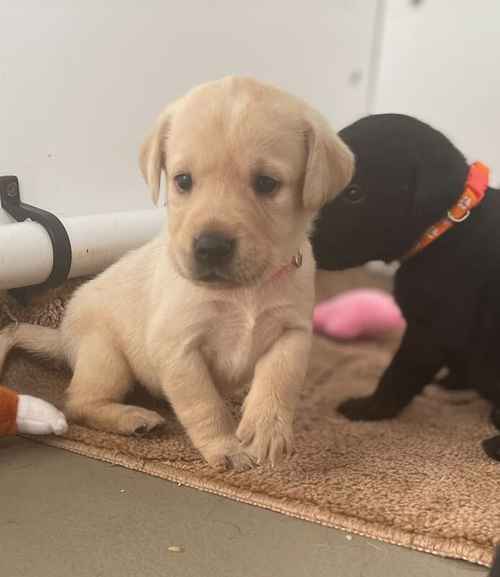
left=292, top=250, right=303, bottom=268
left=447, top=209, right=470, bottom=223
left=404, top=162, right=489, bottom=260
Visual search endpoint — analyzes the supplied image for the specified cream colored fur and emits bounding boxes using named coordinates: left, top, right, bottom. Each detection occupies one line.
left=0, top=77, right=353, bottom=469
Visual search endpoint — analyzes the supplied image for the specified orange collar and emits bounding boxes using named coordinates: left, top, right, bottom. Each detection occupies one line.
left=404, top=162, right=490, bottom=260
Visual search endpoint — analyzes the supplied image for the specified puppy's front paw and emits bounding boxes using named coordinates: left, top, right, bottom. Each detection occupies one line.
left=237, top=409, right=293, bottom=466
left=202, top=436, right=255, bottom=472
left=338, top=395, right=401, bottom=421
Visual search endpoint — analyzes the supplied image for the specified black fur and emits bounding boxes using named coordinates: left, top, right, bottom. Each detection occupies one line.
left=312, top=114, right=500, bottom=459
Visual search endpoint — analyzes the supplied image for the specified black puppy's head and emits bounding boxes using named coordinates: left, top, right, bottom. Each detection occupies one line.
left=312, top=114, right=469, bottom=270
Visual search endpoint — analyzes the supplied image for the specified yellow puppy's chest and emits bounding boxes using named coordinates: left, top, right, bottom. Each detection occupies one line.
left=203, top=298, right=286, bottom=393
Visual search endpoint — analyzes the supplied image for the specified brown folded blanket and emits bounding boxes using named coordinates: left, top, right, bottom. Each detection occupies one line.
left=1, top=269, right=498, bottom=567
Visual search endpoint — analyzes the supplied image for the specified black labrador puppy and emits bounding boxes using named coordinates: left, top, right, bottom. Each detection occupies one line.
left=311, top=114, right=500, bottom=460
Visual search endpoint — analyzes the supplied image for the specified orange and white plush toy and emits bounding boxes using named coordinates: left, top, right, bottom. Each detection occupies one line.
left=0, top=385, right=67, bottom=437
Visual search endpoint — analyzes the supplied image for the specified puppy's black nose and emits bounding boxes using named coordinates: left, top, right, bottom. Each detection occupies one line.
left=193, top=232, right=235, bottom=266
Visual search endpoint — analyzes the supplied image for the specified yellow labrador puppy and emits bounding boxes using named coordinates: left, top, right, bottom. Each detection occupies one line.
left=0, top=77, right=353, bottom=469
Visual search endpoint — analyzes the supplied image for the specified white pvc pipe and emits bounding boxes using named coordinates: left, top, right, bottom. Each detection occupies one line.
left=0, top=209, right=165, bottom=290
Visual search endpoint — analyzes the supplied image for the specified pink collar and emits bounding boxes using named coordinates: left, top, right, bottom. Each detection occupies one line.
left=270, top=250, right=303, bottom=282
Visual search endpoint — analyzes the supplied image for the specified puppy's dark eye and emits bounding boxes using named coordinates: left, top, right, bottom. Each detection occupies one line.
left=344, top=185, right=365, bottom=204
left=253, top=175, right=279, bottom=196
left=174, top=173, right=193, bottom=193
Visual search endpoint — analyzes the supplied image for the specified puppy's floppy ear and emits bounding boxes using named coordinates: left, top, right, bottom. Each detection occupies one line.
left=302, top=111, right=354, bottom=212
left=139, top=103, right=177, bottom=205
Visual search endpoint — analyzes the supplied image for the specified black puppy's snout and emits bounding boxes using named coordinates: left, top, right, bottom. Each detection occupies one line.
left=193, top=232, right=235, bottom=266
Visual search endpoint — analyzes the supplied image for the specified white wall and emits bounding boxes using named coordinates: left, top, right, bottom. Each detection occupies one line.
left=0, top=0, right=377, bottom=224
left=373, top=0, right=500, bottom=185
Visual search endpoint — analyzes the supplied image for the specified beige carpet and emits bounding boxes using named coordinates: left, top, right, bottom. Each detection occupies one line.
left=1, top=270, right=499, bottom=568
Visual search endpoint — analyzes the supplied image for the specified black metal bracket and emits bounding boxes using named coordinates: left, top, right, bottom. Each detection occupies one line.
left=0, top=175, right=72, bottom=303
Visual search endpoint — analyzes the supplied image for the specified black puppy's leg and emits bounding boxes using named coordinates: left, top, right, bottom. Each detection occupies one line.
left=488, top=398, right=500, bottom=432
left=469, top=359, right=500, bottom=431
left=491, top=408, right=500, bottom=430
left=467, top=352, right=500, bottom=460
left=339, top=324, right=445, bottom=421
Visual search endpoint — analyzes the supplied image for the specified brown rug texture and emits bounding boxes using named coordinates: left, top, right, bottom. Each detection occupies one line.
left=1, top=269, right=499, bottom=568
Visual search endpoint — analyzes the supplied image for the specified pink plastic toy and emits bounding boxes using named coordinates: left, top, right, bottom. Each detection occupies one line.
left=313, top=289, right=406, bottom=340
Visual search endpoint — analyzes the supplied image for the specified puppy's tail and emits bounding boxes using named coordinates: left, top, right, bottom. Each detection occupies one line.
left=0, top=323, right=64, bottom=375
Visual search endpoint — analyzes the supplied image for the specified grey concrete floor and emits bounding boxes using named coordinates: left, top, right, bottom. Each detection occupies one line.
left=0, top=437, right=488, bottom=577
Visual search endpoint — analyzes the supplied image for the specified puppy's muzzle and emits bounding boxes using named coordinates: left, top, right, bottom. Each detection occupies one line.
left=193, top=231, right=236, bottom=280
